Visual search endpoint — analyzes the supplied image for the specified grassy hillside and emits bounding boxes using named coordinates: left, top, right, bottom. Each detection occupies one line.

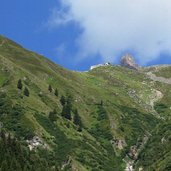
left=0, top=35, right=170, bottom=171
left=148, top=65, right=171, bottom=78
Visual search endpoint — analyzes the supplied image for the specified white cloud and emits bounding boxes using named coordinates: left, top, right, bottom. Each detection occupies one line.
left=50, top=0, right=171, bottom=64
left=47, top=7, right=73, bottom=28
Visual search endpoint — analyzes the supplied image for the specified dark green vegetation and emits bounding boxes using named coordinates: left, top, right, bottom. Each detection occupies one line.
left=0, top=131, right=54, bottom=171
left=0, top=35, right=171, bottom=171
left=135, top=122, right=171, bottom=171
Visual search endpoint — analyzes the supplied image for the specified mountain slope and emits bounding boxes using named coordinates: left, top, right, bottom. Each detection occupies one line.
left=0, top=35, right=170, bottom=171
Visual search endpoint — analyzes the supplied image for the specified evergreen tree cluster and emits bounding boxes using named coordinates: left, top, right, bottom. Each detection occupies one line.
left=48, top=109, right=58, bottom=122
left=0, top=131, right=54, bottom=171
left=60, top=94, right=72, bottom=120
left=73, top=109, right=82, bottom=132
left=90, top=105, right=112, bottom=140
left=17, top=81, right=60, bottom=98
left=0, top=92, right=34, bottom=139
left=17, top=79, right=22, bottom=90
left=97, top=104, right=108, bottom=121
left=17, top=79, right=30, bottom=97
left=60, top=95, right=65, bottom=106
left=48, top=84, right=58, bottom=97
left=60, top=94, right=82, bottom=131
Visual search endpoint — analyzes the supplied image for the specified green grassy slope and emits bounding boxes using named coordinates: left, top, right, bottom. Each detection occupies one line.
left=0, top=35, right=170, bottom=171
left=151, top=66, right=171, bottom=78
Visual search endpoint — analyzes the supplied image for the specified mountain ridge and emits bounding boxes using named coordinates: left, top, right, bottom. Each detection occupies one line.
left=0, top=35, right=171, bottom=171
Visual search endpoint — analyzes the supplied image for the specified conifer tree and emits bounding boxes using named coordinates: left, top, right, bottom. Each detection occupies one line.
left=49, top=109, right=57, bottom=122
left=61, top=93, right=73, bottom=120
left=65, top=104, right=71, bottom=120
left=54, top=88, right=58, bottom=97
left=60, top=95, right=66, bottom=106
left=73, top=109, right=82, bottom=131
left=17, top=79, right=23, bottom=90
left=61, top=104, right=71, bottom=120
left=48, top=84, right=52, bottom=93
left=61, top=104, right=67, bottom=117
left=66, top=94, right=73, bottom=106
left=24, top=87, right=30, bottom=97
left=97, top=105, right=108, bottom=120
left=73, top=109, right=80, bottom=125
left=77, top=125, right=82, bottom=132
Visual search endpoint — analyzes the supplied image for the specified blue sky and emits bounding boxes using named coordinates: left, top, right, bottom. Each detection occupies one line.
left=0, top=0, right=171, bottom=71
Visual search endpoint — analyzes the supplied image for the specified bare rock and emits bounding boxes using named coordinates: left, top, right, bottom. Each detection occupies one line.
left=111, top=137, right=127, bottom=150
left=121, top=54, right=139, bottom=70
left=27, top=136, right=48, bottom=151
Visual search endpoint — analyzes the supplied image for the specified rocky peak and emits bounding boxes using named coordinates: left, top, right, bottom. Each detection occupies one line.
left=120, top=54, right=139, bottom=70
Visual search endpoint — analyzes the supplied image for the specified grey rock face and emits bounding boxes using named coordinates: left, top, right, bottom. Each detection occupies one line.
left=121, top=54, right=139, bottom=70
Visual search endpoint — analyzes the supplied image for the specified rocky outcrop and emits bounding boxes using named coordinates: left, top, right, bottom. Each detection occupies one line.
left=61, top=157, right=72, bottom=170
left=124, top=135, right=149, bottom=171
left=147, top=72, right=171, bottom=84
left=125, top=161, right=134, bottom=171
left=121, top=54, right=139, bottom=70
left=26, top=136, right=48, bottom=151
left=111, top=137, right=127, bottom=150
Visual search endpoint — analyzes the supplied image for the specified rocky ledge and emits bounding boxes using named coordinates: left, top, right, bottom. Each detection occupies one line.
left=121, top=54, right=139, bottom=70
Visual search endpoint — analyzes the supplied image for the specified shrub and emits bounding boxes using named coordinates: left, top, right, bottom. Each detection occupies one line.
left=48, top=85, right=52, bottom=93
left=24, top=87, right=30, bottom=97
left=17, top=79, right=23, bottom=90
left=54, top=88, right=58, bottom=97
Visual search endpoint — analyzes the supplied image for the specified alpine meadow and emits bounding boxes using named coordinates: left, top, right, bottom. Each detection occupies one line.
left=0, top=35, right=171, bottom=171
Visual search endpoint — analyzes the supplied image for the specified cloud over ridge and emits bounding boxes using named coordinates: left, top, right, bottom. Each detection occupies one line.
left=50, top=0, right=171, bottom=64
